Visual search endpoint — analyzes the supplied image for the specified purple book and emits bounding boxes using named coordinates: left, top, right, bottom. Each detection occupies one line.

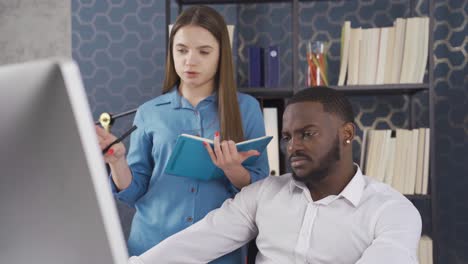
left=248, top=46, right=264, bottom=87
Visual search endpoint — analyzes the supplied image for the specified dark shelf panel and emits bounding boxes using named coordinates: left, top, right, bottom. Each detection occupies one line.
left=406, top=194, right=433, bottom=237
left=240, top=84, right=429, bottom=98
left=177, top=0, right=288, bottom=4
left=239, top=87, right=294, bottom=98
left=178, top=0, right=350, bottom=3
left=330, top=83, right=429, bottom=95
left=405, top=194, right=432, bottom=200
left=178, top=0, right=404, bottom=5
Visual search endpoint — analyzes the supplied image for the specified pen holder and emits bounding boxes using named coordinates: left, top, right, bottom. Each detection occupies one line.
left=306, top=41, right=329, bottom=87
left=99, top=112, right=113, bottom=132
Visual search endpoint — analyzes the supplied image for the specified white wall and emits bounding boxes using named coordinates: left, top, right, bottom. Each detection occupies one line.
left=0, top=0, right=70, bottom=65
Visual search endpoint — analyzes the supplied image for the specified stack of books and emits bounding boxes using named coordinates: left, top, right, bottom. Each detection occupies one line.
left=360, top=128, right=430, bottom=195
left=418, top=236, right=433, bottom=264
left=338, top=17, right=430, bottom=86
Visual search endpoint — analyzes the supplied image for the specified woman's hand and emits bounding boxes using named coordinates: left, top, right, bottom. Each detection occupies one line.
left=95, top=125, right=127, bottom=164
left=203, top=131, right=259, bottom=189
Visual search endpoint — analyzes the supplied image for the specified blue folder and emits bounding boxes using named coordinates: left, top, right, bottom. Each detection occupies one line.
left=164, top=134, right=272, bottom=181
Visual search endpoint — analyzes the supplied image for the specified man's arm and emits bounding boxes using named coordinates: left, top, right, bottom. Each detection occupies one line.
left=128, top=179, right=265, bottom=264
left=356, top=200, right=422, bottom=264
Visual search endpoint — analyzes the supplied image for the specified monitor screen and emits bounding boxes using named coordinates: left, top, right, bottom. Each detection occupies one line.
left=0, top=59, right=128, bottom=264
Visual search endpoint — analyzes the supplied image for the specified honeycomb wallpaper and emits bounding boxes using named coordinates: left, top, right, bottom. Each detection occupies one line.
left=72, top=0, right=467, bottom=262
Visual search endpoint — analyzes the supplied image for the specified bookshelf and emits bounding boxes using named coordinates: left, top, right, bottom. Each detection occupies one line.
left=167, top=0, right=437, bottom=263
left=238, top=87, right=293, bottom=98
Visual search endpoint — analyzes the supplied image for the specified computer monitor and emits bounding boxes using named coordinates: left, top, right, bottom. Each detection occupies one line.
left=0, top=59, right=128, bottom=264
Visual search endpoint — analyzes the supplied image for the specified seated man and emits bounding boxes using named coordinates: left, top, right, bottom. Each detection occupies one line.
left=129, top=87, right=422, bottom=264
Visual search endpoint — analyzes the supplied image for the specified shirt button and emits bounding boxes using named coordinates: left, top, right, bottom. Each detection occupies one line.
left=186, top=216, right=193, bottom=222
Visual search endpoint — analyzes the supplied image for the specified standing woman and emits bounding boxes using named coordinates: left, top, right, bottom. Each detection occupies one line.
left=96, top=5, right=269, bottom=263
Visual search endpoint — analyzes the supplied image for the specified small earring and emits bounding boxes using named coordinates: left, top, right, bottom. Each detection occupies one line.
left=345, top=139, right=351, bottom=144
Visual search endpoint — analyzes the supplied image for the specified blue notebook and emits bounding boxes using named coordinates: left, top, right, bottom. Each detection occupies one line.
left=164, top=134, right=273, bottom=181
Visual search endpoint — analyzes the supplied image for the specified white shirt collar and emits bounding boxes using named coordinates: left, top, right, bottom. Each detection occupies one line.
left=288, top=164, right=365, bottom=207
left=339, top=165, right=365, bottom=207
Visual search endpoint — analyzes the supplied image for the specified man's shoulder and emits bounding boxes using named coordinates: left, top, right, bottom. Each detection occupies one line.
left=263, top=173, right=294, bottom=185
left=362, top=176, right=417, bottom=210
left=244, top=173, right=293, bottom=198
left=362, top=176, right=422, bottom=234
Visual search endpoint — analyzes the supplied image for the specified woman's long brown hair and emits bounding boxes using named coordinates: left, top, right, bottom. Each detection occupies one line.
left=162, top=5, right=244, bottom=142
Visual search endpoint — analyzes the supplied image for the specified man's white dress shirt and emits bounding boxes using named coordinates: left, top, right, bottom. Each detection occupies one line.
left=129, top=166, right=422, bottom=264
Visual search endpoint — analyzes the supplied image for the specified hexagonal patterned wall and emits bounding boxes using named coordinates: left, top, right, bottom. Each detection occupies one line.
left=431, top=1, right=467, bottom=262
left=72, top=0, right=166, bottom=137
left=72, top=0, right=467, bottom=262
left=72, top=0, right=167, bottom=241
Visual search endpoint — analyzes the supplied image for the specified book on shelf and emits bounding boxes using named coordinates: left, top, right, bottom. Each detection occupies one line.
left=392, top=129, right=408, bottom=193
left=384, top=136, right=396, bottom=185
left=346, top=27, right=361, bottom=85
left=265, top=46, right=280, bottom=88
left=227, top=25, right=235, bottom=48
left=421, top=128, right=430, bottom=195
left=361, top=128, right=430, bottom=195
left=359, top=129, right=368, bottom=169
left=362, top=129, right=391, bottom=183
left=248, top=46, right=264, bottom=87
left=339, top=17, right=429, bottom=86
left=263, top=107, right=280, bottom=176
left=415, top=128, right=426, bottom=194
left=383, top=26, right=396, bottom=84
left=404, top=129, right=419, bottom=194
left=399, top=17, right=430, bottom=83
left=416, top=17, right=430, bottom=83
left=390, top=18, right=407, bottom=84
left=376, top=130, right=392, bottom=182
left=338, top=21, right=351, bottom=86
left=400, top=17, right=417, bottom=83
left=418, top=235, right=433, bottom=264
left=358, top=28, right=380, bottom=85
left=164, top=134, right=272, bottom=181
left=375, top=27, right=390, bottom=84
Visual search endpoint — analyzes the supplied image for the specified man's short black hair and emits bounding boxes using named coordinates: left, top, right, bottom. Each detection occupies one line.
left=287, top=86, right=355, bottom=123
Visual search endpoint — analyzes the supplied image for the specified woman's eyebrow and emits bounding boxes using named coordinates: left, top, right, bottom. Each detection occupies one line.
left=174, top=43, right=213, bottom=49
left=197, top=45, right=213, bottom=49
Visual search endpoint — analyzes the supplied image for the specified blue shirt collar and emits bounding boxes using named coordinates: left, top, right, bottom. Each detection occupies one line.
left=161, top=86, right=218, bottom=109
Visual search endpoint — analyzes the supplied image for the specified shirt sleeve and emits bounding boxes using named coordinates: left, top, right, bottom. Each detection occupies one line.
left=355, top=199, right=422, bottom=264
left=129, top=178, right=264, bottom=264
left=234, top=95, right=270, bottom=191
left=112, top=108, right=154, bottom=207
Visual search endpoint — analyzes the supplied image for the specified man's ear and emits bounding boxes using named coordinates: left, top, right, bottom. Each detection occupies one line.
left=341, top=122, right=355, bottom=145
